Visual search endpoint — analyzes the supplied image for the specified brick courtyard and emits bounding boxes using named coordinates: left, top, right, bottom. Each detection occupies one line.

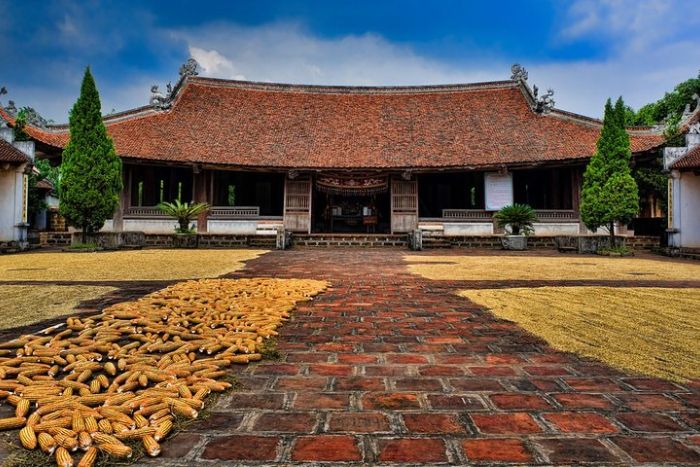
left=139, top=249, right=700, bottom=465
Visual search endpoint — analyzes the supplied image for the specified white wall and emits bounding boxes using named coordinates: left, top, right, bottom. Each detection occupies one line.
left=442, top=222, right=494, bottom=236
left=0, top=167, right=27, bottom=242
left=679, top=173, right=700, bottom=248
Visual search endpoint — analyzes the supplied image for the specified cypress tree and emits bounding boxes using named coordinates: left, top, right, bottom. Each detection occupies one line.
left=59, top=68, right=122, bottom=243
left=580, top=97, right=639, bottom=247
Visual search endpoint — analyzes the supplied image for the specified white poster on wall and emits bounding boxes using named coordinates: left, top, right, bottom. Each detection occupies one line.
left=484, top=172, right=513, bottom=211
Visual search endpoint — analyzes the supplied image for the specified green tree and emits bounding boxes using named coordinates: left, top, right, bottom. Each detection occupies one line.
left=59, top=68, right=122, bottom=242
left=580, top=97, right=639, bottom=246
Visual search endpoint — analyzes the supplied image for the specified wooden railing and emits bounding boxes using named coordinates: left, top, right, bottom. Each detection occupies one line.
left=124, top=207, right=167, bottom=218
left=125, top=206, right=260, bottom=219
left=534, top=210, right=578, bottom=222
left=442, top=209, right=578, bottom=222
left=208, top=206, right=260, bottom=219
left=442, top=209, right=492, bottom=221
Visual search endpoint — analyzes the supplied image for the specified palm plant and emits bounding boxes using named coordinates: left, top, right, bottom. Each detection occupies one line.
left=494, top=204, right=538, bottom=236
left=157, top=200, right=209, bottom=233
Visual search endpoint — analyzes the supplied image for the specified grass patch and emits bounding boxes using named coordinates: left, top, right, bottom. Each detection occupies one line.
left=459, top=286, right=700, bottom=382
left=0, top=249, right=267, bottom=282
left=64, top=242, right=100, bottom=250
left=0, top=284, right=116, bottom=330
left=406, top=254, right=700, bottom=282
left=259, top=338, right=284, bottom=360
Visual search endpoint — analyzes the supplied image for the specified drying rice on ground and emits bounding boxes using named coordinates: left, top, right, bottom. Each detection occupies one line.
left=0, top=278, right=327, bottom=466
left=0, top=285, right=116, bottom=330
left=406, top=255, right=700, bottom=282
left=0, top=249, right=267, bottom=282
left=459, top=287, right=700, bottom=382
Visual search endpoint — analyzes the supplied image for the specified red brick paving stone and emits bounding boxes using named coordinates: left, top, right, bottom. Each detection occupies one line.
left=363, top=392, right=421, bottom=410
left=253, top=363, right=300, bottom=375
left=536, top=438, right=619, bottom=463
left=291, top=435, right=362, bottom=462
left=542, top=412, right=619, bottom=433
left=393, top=377, right=443, bottom=391
left=419, top=364, right=465, bottom=376
left=225, top=393, right=285, bottom=410
left=616, top=413, right=686, bottom=432
left=159, top=433, right=202, bottom=458
left=334, top=376, right=386, bottom=391
left=471, top=413, right=543, bottom=434
left=613, top=436, right=700, bottom=463
left=490, top=393, right=553, bottom=410
left=285, top=352, right=330, bottom=363
left=618, top=393, right=685, bottom=411
left=469, top=365, right=518, bottom=376
left=564, top=377, right=625, bottom=391
left=484, top=354, right=524, bottom=364
left=428, top=394, right=486, bottom=410
left=377, top=438, right=448, bottom=463
left=523, top=365, right=572, bottom=376
left=623, top=377, right=683, bottom=391
left=253, top=412, right=318, bottom=432
left=189, top=412, right=244, bottom=431
left=274, top=376, right=329, bottom=391
left=328, top=412, right=391, bottom=432
left=402, top=413, right=467, bottom=433
left=336, top=353, right=379, bottom=364
left=201, top=435, right=279, bottom=461
left=461, top=438, right=533, bottom=462
left=365, top=365, right=410, bottom=376
left=552, top=392, right=615, bottom=410
left=293, top=392, right=350, bottom=410
left=450, top=378, right=504, bottom=391
left=308, top=363, right=354, bottom=376
left=386, top=353, right=429, bottom=364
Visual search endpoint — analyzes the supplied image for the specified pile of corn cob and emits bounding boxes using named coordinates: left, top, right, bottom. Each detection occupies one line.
left=0, top=278, right=327, bottom=466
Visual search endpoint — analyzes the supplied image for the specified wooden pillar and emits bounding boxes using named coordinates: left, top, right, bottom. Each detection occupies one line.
left=194, top=168, right=208, bottom=233
left=571, top=168, right=586, bottom=233
left=113, top=165, right=130, bottom=232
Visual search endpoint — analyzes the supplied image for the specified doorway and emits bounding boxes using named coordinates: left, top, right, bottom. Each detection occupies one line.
left=312, top=190, right=390, bottom=233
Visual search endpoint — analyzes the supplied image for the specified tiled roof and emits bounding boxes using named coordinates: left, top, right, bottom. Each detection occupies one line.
left=671, top=145, right=700, bottom=169
left=0, top=78, right=665, bottom=169
left=0, top=138, right=30, bottom=164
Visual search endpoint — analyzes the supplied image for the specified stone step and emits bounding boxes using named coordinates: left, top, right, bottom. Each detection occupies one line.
left=292, top=234, right=409, bottom=248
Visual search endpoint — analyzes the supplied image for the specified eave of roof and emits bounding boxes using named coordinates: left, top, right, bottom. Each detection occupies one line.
left=0, top=138, right=30, bottom=164
left=671, top=145, right=700, bottom=170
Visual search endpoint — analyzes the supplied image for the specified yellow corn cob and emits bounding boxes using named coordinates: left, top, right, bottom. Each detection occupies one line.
left=55, top=446, right=73, bottom=467
left=97, top=419, right=113, bottom=434
left=72, top=413, right=85, bottom=432
left=83, top=416, right=98, bottom=433
left=114, top=426, right=156, bottom=440
left=78, top=431, right=92, bottom=450
left=15, top=398, right=30, bottom=418
left=19, top=425, right=37, bottom=449
left=38, top=431, right=57, bottom=454
left=154, top=418, right=173, bottom=441
left=77, top=446, right=98, bottom=467
left=133, top=413, right=149, bottom=428
left=142, top=434, right=161, bottom=457
left=0, top=416, right=26, bottom=430
left=103, top=361, right=117, bottom=376
left=90, top=431, right=122, bottom=445
left=98, top=443, right=132, bottom=458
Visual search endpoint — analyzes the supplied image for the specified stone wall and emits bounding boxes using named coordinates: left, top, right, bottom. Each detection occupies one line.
left=38, top=232, right=277, bottom=249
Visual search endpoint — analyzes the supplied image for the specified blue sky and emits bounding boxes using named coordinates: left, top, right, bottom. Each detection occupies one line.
left=1, top=0, right=698, bottom=121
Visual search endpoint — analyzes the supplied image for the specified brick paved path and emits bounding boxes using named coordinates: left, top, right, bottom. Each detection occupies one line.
left=154, top=250, right=699, bottom=465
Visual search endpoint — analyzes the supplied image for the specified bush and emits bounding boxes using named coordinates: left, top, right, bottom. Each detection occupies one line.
left=494, top=204, right=537, bottom=236
left=157, top=200, right=208, bottom=234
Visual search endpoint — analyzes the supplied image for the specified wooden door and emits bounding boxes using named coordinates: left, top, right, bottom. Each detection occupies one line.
left=391, top=178, right=418, bottom=233
left=283, top=179, right=312, bottom=233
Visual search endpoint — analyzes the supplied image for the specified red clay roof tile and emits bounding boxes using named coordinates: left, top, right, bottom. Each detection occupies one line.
left=1, top=78, right=664, bottom=169
left=0, top=138, right=30, bottom=164
left=671, top=145, right=700, bottom=169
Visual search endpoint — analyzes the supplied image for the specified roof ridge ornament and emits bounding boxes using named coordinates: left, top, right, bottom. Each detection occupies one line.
left=510, top=64, right=528, bottom=82
left=533, top=86, right=555, bottom=114
left=149, top=58, right=200, bottom=111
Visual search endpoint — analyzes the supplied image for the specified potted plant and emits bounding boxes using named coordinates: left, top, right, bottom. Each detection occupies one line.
left=494, top=203, right=537, bottom=250
left=157, top=200, right=209, bottom=248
